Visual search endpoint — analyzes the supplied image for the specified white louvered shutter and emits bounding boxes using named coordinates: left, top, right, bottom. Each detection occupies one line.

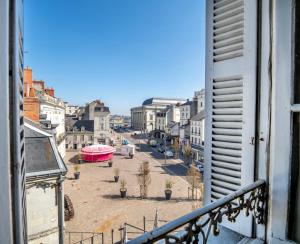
left=10, top=0, right=27, bottom=242
left=204, top=0, right=257, bottom=236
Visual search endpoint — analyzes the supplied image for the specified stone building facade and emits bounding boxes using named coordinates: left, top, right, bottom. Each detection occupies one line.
left=131, top=97, right=185, bottom=132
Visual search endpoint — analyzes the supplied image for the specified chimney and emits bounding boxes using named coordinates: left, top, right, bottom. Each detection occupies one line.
left=45, top=87, right=55, bottom=97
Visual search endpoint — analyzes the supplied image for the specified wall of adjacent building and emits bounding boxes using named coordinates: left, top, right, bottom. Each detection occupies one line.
left=57, top=138, right=66, bottom=158
left=24, top=97, right=40, bottom=122
left=26, top=178, right=60, bottom=244
left=66, top=132, right=94, bottom=150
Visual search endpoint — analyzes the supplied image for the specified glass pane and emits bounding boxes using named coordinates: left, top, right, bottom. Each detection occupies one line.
left=290, top=2, right=300, bottom=241
left=294, top=0, right=300, bottom=103
left=289, top=113, right=300, bottom=242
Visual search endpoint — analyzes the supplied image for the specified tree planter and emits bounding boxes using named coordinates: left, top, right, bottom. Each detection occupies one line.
left=165, top=190, right=172, bottom=200
left=114, top=176, right=119, bottom=182
left=74, top=172, right=80, bottom=180
left=120, top=189, right=127, bottom=198
left=108, top=161, right=113, bottom=167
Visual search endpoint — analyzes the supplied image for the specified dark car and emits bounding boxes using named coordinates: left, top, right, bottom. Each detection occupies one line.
left=158, top=147, right=165, bottom=153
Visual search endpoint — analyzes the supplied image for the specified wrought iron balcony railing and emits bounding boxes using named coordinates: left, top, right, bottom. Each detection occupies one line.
left=127, top=180, right=266, bottom=244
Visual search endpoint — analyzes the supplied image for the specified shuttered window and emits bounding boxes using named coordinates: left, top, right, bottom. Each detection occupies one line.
left=205, top=0, right=258, bottom=236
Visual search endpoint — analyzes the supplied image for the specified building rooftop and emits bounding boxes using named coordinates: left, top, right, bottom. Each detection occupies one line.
left=142, top=97, right=186, bottom=106
left=180, top=100, right=193, bottom=106
left=73, top=120, right=94, bottom=132
left=190, top=110, right=205, bottom=121
left=24, top=120, right=67, bottom=177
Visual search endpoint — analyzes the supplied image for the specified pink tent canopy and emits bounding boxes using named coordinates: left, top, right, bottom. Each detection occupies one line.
left=81, top=145, right=116, bottom=162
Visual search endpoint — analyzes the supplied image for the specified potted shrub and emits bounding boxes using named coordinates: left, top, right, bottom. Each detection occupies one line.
left=114, top=168, right=120, bottom=182
left=73, top=164, right=81, bottom=180
left=108, top=160, right=113, bottom=167
left=120, top=179, right=127, bottom=198
left=165, top=179, right=174, bottom=200
left=78, top=154, right=83, bottom=164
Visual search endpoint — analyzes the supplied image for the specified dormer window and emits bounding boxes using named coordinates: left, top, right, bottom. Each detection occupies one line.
left=81, top=126, right=85, bottom=131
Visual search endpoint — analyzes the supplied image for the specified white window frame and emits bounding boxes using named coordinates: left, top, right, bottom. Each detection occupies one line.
left=260, top=0, right=297, bottom=243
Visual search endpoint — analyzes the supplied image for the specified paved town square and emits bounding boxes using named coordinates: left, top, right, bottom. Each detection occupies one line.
left=64, top=134, right=202, bottom=243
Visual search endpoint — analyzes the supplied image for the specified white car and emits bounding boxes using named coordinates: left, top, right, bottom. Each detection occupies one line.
left=164, top=150, right=174, bottom=157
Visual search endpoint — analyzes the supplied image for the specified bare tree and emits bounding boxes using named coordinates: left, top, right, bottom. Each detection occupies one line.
left=172, top=138, right=179, bottom=159
left=137, top=161, right=151, bottom=198
left=186, top=161, right=202, bottom=200
left=183, top=144, right=192, bottom=165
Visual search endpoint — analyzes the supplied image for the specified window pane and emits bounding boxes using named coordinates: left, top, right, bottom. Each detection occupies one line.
left=290, top=2, right=300, bottom=242
left=289, top=113, right=300, bottom=242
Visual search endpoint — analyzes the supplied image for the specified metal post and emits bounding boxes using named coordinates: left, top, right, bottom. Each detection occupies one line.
left=164, top=138, right=167, bottom=165
left=91, top=235, right=94, bottom=244
left=111, top=229, right=114, bottom=244
left=69, top=232, right=71, bottom=244
left=123, top=225, right=127, bottom=243
left=102, top=233, right=104, bottom=244
left=143, top=216, right=146, bottom=233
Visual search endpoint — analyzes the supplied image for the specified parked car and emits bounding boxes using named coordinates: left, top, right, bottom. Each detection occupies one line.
left=195, top=163, right=204, bottom=176
left=165, top=150, right=174, bottom=157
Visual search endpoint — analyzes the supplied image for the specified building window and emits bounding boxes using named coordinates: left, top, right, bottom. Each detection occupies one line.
left=73, top=135, right=77, bottom=141
left=66, top=144, right=68, bottom=149
left=81, top=135, right=84, bottom=141
left=289, top=4, right=300, bottom=241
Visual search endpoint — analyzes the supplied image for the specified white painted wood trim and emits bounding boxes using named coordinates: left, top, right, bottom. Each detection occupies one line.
left=0, top=0, right=14, bottom=242
left=268, top=0, right=293, bottom=241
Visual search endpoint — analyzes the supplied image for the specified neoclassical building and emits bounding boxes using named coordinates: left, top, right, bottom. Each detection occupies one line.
left=131, top=97, right=185, bottom=132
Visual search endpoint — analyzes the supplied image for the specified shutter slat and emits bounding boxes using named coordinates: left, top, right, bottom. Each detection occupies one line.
left=214, top=36, right=243, bottom=50
left=213, top=79, right=242, bottom=88
left=212, top=166, right=241, bottom=178
left=211, top=179, right=240, bottom=191
left=212, top=134, right=242, bottom=143
left=211, top=172, right=241, bottom=185
left=212, top=108, right=243, bottom=115
left=212, top=154, right=241, bottom=164
left=211, top=185, right=233, bottom=196
left=213, top=86, right=243, bottom=95
left=212, top=128, right=242, bottom=136
left=213, top=6, right=244, bottom=23
left=213, top=101, right=243, bottom=108
left=212, top=141, right=242, bottom=150
left=214, top=0, right=243, bottom=12
left=213, top=94, right=243, bottom=102
left=213, top=122, right=242, bottom=129
left=212, top=160, right=242, bottom=171
left=212, top=115, right=242, bottom=122
left=212, top=147, right=242, bottom=157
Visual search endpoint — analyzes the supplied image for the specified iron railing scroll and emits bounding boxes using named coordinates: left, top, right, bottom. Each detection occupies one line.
left=127, top=179, right=266, bottom=244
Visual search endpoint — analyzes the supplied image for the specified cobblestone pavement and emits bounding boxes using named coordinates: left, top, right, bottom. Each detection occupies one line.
left=64, top=134, right=202, bottom=243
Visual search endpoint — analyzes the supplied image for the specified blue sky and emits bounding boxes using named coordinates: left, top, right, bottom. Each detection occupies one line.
left=24, top=0, right=205, bottom=115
